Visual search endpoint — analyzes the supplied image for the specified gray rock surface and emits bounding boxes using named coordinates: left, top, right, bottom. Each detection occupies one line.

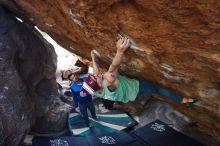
left=0, top=6, right=69, bottom=146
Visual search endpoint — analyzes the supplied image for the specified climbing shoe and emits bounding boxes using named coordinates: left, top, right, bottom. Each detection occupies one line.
left=185, top=98, right=198, bottom=108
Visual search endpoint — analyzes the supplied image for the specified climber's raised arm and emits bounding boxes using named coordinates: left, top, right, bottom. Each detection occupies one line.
left=107, top=37, right=130, bottom=74
left=91, top=50, right=99, bottom=76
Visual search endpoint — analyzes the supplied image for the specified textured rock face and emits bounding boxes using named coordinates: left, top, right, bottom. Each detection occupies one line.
left=0, top=6, right=68, bottom=146
left=0, top=0, right=220, bottom=143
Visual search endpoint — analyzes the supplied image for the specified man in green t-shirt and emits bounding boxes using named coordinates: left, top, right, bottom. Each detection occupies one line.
left=91, top=37, right=197, bottom=107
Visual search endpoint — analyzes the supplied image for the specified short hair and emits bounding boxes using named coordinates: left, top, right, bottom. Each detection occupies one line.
left=75, top=60, right=89, bottom=74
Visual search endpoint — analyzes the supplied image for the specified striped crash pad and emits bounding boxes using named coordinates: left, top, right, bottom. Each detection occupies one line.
left=68, top=110, right=138, bottom=136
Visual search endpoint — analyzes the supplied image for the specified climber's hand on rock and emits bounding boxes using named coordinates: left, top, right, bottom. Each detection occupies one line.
left=116, top=37, right=130, bottom=54
left=91, top=50, right=96, bottom=59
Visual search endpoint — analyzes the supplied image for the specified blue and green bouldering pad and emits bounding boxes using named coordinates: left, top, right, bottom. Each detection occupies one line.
left=68, top=109, right=138, bottom=136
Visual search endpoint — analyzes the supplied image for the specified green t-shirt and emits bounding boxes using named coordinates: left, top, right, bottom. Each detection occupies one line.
left=95, top=75, right=139, bottom=103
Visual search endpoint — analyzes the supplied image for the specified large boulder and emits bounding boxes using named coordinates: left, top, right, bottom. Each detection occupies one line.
left=0, top=0, right=219, bottom=144
left=0, top=6, right=69, bottom=146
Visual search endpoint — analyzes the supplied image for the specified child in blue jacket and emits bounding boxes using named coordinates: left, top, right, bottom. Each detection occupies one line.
left=69, top=73, right=96, bottom=126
